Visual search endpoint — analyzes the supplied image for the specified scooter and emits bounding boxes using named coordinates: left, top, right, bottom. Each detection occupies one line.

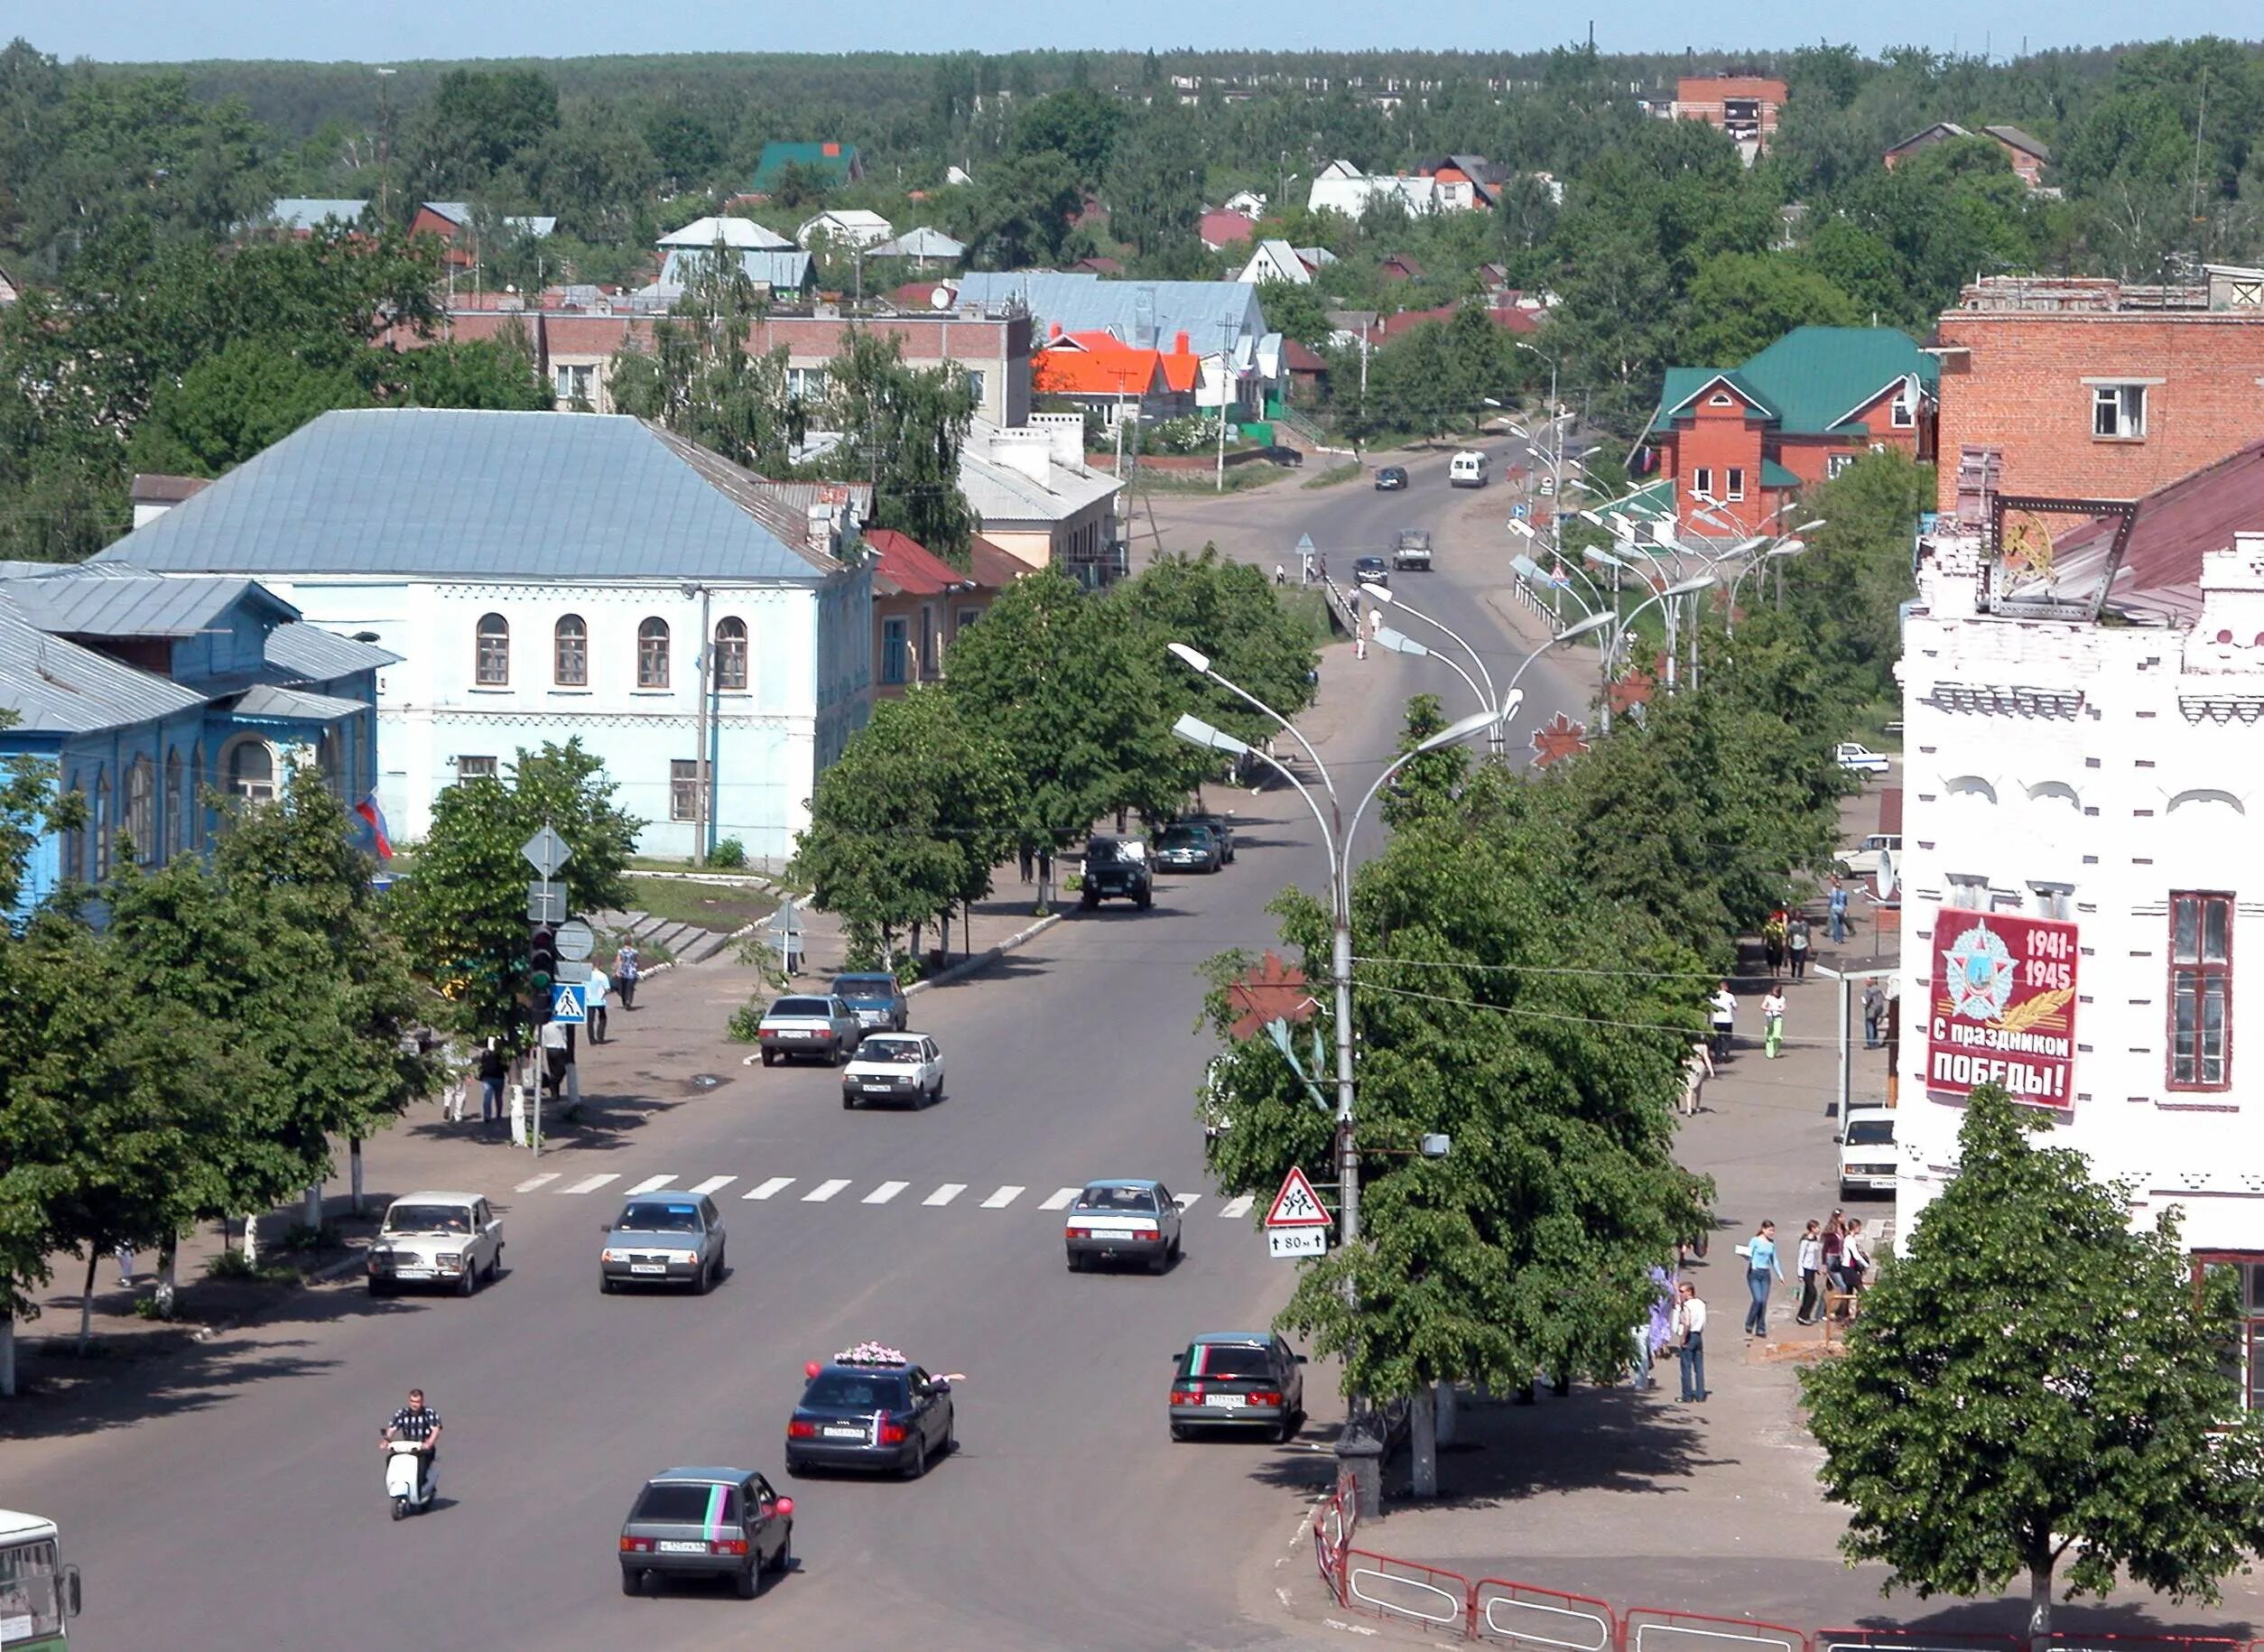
left=384, top=1437, right=436, bottom=1520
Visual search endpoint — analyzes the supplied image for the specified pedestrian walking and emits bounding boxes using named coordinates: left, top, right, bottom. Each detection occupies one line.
left=1786, top=914, right=1812, bottom=980
left=615, top=944, right=640, bottom=1011
left=439, top=1037, right=468, bottom=1123
left=1837, top=1219, right=1874, bottom=1318
left=1673, top=1282, right=1708, bottom=1402
left=1708, top=982, right=1736, bottom=1058
left=1740, top=1219, right=1783, bottom=1337
left=539, top=1016, right=570, bottom=1099
left=1795, top=1219, right=1824, bottom=1324
left=1018, top=842, right=1035, bottom=884
left=1761, top=987, right=1786, bottom=1059
left=1274, top=561, right=1287, bottom=586
left=1679, top=1040, right=1714, bottom=1116
left=1828, top=878, right=1850, bottom=944
left=1761, top=914, right=1786, bottom=978
left=1861, top=979, right=1887, bottom=1049
left=584, top=961, right=611, bottom=1044
left=1820, top=1211, right=1845, bottom=1316
left=477, top=1039, right=507, bottom=1127
left=114, top=1242, right=135, bottom=1287
left=1633, top=1265, right=1674, bottom=1390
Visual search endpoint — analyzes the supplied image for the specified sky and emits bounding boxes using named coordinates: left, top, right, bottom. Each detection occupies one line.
left=5, top=0, right=2244, bottom=64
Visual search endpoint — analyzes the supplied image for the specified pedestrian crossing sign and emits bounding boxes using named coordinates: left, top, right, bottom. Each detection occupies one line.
left=550, top=985, right=587, bottom=1024
left=1264, top=1165, right=1331, bottom=1230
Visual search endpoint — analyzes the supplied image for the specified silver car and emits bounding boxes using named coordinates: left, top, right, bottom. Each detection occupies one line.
left=1168, top=1332, right=1307, bottom=1443
left=599, top=1193, right=727, bottom=1295
left=1065, top=1179, right=1183, bottom=1274
left=367, top=1192, right=505, bottom=1297
left=756, top=994, right=862, bottom=1066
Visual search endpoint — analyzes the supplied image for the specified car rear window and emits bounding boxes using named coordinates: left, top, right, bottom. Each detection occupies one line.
left=1078, top=1185, right=1158, bottom=1212
left=632, top=1481, right=738, bottom=1524
left=803, top=1371, right=910, bottom=1409
left=1183, top=1343, right=1271, bottom=1379
left=771, top=998, right=830, bottom=1016
left=619, top=1202, right=701, bottom=1232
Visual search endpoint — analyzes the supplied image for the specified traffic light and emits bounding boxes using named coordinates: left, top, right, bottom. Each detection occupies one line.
left=528, top=923, right=558, bottom=995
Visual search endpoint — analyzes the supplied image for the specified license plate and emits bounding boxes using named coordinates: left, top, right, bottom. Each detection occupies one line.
left=864, top=1082, right=893, bottom=1091
left=656, top=1540, right=707, bottom=1554
left=630, top=1264, right=665, bottom=1276
left=394, top=1268, right=432, bottom=1279
left=1204, top=1395, right=1243, bottom=1409
left=823, top=1425, right=866, bottom=1440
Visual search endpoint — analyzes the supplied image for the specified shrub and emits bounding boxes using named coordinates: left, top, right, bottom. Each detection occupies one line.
left=709, top=837, right=747, bottom=869
left=726, top=999, right=765, bottom=1043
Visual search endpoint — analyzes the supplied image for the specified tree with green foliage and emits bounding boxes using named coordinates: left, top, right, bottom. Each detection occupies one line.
left=947, top=151, right=1082, bottom=270
left=1802, top=1087, right=2264, bottom=1638
left=404, top=67, right=560, bottom=200
left=390, top=740, right=641, bottom=1050
left=1102, top=105, right=1203, bottom=257
left=1109, top=546, right=1318, bottom=763
left=608, top=249, right=797, bottom=475
left=821, top=330, right=979, bottom=565
left=1379, top=694, right=1469, bottom=830
left=790, top=688, right=1017, bottom=966
left=1683, top=253, right=1861, bottom=365
left=1009, top=87, right=1121, bottom=188
left=769, top=160, right=831, bottom=211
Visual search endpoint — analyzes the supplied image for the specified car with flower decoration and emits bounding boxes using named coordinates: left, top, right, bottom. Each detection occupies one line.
left=784, top=1343, right=958, bottom=1480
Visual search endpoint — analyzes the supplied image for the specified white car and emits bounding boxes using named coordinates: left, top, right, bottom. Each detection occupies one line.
left=1836, top=1109, right=1898, bottom=1200
left=1837, top=833, right=1902, bottom=878
left=1064, top=1179, right=1183, bottom=1274
left=1835, top=741, right=1892, bottom=775
left=368, top=1192, right=505, bottom=1296
left=840, top=1032, right=944, bottom=1109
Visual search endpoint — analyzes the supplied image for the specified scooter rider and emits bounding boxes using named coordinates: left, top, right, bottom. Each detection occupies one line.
left=382, top=1387, right=442, bottom=1499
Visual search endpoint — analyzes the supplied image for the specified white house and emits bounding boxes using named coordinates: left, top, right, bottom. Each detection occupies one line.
left=1234, top=239, right=1333, bottom=286
left=797, top=209, right=895, bottom=251
left=1896, top=444, right=2264, bottom=1397
left=1222, top=189, right=1267, bottom=218
left=93, top=409, right=872, bottom=867
left=1306, top=159, right=1439, bottom=221
left=959, top=417, right=1125, bottom=589
left=658, top=214, right=795, bottom=251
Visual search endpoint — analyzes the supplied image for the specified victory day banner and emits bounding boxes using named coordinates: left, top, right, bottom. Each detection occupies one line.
left=1926, top=912, right=2080, bottom=1107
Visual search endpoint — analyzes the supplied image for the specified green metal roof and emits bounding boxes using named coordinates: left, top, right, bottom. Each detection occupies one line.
left=1759, top=458, right=1803, bottom=488
left=1650, top=327, right=1936, bottom=439
left=752, top=142, right=861, bottom=191
left=1596, top=478, right=1676, bottom=520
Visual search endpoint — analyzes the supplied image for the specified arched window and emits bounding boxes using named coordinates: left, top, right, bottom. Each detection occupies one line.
left=554, top=615, right=588, bottom=686
left=475, top=612, right=510, bottom=686
left=227, top=739, right=275, bottom=803
left=187, top=742, right=205, bottom=848
left=714, top=617, right=748, bottom=691
left=125, top=756, right=154, bottom=863
left=637, top=617, right=671, bottom=689
left=164, top=749, right=183, bottom=859
left=92, top=771, right=111, bottom=881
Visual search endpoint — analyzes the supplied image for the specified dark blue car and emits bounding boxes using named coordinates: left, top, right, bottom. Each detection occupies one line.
left=830, top=972, right=908, bottom=1033
left=784, top=1354, right=955, bottom=1480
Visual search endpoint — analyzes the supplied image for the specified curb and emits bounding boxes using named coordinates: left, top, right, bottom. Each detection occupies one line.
left=905, top=912, right=1063, bottom=996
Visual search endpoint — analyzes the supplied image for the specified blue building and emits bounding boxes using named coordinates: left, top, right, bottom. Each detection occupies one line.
left=0, top=561, right=396, bottom=914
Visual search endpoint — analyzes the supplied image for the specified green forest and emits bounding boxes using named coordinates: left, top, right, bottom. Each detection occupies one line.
left=0, top=34, right=2259, bottom=552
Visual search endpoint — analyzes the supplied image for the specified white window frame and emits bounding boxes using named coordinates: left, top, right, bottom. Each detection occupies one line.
left=670, top=759, right=702, bottom=822
left=456, top=755, right=498, bottom=783
left=1827, top=452, right=1856, bottom=479
left=1725, top=466, right=1745, bottom=502
left=1692, top=467, right=1713, bottom=501
left=1890, top=397, right=1916, bottom=428
left=2092, top=383, right=2148, bottom=440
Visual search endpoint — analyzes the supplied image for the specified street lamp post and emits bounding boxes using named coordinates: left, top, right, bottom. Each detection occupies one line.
left=1359, top=583, right=1501, bottom=754
left=1727, top=542, right=1805, bottom=641
left=1600, top=574, right=1714, bottom=732
left=1167, top=653, right=1513, bottom=1442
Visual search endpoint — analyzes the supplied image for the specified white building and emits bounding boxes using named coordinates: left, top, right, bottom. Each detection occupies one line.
left=1233, top=239, right=1335, bottom=287
left=658, top=214, right=795, bottom=252
left=959, top=417, right=1125, bottom=589
left=797, top=209, right=895, bottom=250
left=1897, top=447, right=2264, bottom=1372
left=1306, top=159, right=1439, bottom=220
left=94, top=409, right=872, bottom=867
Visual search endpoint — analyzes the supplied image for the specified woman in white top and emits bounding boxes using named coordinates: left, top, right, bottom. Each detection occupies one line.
left=1673, top=1281, right=1708, bottom=1402
left=1794, top=1219, right=1824, bottom=1324
left=1761, top=988, right=1787, bottom=1059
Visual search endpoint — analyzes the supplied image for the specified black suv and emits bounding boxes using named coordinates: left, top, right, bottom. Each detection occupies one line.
left=1080, top=836, right=1153, bottom=910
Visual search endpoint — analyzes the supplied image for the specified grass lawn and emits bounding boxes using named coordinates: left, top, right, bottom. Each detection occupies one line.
left=1273, top=586, right=1341, bottom=645
left=1132, top=461, right=1294, bottom=495
left=623, top=876, right=779, bottom=933
left=1300, top=461, right=1364, bottom=489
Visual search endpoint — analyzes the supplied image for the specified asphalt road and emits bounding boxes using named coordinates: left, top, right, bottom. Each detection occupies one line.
left=5, top=446, right=1591, bottom=1652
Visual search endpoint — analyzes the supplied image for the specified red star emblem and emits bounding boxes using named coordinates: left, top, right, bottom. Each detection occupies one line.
left=1226, top=950, right=1317, bottom=1041
left=1530, top=711, right=1591, bottom=768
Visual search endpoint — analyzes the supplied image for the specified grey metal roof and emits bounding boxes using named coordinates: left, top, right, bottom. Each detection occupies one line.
left=0, top=600, right=206, bottom=736
left=951, top=272, right=1267, bottom=350
left=658, top=215, right=793, bottom=250
left=94, top=410, right=839, bottom=584
left=230, top=683, right=370, bottom=723
left=653, top=248, right=812, bottom=291
left=868, top=227, right=966, bottom=259
left=272, top=198, right=369, bottom=231
left=0, top=565, right=294, bottom=639
left=266, top=623, right=401, bottom=682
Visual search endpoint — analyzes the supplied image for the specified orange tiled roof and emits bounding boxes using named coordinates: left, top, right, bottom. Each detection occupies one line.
left=1032, top=335, right=1165, bottom=397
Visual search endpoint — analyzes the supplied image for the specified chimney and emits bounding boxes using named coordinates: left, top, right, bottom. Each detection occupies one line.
left=129, top=473, right=211, bottom=529
left=1174, top=330, right=1190, bottom=356
left=988, top=427, right=1055, bottom=487
left=1050, top=320, right=1062, bottom=339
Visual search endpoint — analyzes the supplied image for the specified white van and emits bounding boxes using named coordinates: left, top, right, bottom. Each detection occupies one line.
left=1837, top=1108, right=1897, bottom=1200
left=1448, top=450, right=1490, bottom=488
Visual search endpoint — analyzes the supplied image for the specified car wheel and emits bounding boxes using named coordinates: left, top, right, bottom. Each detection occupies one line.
left=944, top=1412, right=958, bottom=1455
left=901, top=1435, right=927, bottom=1480
left=367, top=1279, right=389, bottom=1298
left=1137, top=892, right=1153, bottom=910
left=1148, top=1250, right=1169, bottom=1276
left=1065, top=1250, right=1083, bottom=1273
left=694, top=1256, right=714, bottom=1295
left=842, top=1091, right=856, bottom=1110
left=734, top=1565, right=759, bottom=1600
left=600, top=1273, right=617, bottom=1295
left=1170, top=1424, right=1192, bottom=1443
left=1839, top=1183, right=1852, bottom=1202
left=1276, top=1413, right=1299, bottom=1445
left=1080, top=890, right=1098, bottom=910
left=620, top=1567, right=643, bottom=1597
left=761, top=1050, right=776, bottom=1067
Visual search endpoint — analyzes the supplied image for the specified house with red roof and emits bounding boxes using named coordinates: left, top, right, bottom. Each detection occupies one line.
left=1030, top=329, right=1202, bottom=422
left=1200, top=209, right=1258, bottom=252
left=864, top=528, right=1021, bottom=694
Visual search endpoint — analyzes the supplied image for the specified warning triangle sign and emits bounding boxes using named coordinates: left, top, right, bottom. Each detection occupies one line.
left=1264, top=1165, right=1331, bottom=1229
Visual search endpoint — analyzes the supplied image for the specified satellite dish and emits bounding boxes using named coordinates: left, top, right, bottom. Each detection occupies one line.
left=930, top=285, right=952, bottom=311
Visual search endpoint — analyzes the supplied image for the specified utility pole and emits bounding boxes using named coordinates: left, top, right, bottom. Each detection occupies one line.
left=1216, top=320, right=1233, bottom=493
left=375, top=67, right=396, bottom=223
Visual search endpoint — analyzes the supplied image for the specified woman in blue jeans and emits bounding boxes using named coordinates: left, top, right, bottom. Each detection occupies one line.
left=1743, top=1220, right=1784, bottom=1336
left=1674, top=1282, right=1708, bottom=1402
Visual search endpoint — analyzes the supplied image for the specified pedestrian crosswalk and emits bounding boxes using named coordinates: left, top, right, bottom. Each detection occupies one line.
left=510, top=1169, right=1249, bottom=1218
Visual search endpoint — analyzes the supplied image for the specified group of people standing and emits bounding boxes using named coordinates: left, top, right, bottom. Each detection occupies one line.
left=451, top=943, right=644, bottom=1128
left=1754, top=1212, right=1874, bottom=1332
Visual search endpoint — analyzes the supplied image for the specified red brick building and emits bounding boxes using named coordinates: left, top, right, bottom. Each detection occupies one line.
left=866, top=529, right=1024, bottom=694
left=1882, top=122, right=2051, bottom=190
left=1931, top=269, right=2264, bottom=515
left=1673, top=76, right=1787, bottom=162
left=1638, top=326, right=1938, bottom=535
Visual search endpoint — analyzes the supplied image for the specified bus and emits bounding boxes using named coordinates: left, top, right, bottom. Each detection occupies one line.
left=0, top=1512, right=79, bottom=1650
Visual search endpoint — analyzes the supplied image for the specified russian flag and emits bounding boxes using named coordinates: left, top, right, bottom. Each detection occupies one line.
left=356, top=795, right=394, bottom=860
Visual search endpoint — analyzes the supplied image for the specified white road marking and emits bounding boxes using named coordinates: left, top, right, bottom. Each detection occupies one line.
left=1039, top=1187, right=1080, bottom=1211
left=803, top=1178, right=851, bottom=1202
left=515, top=1173, right=561, bottom=1193
left=562, top=1174, right=619, bottom=1196
left=980, top=1185, right=1025, bottom=1209
left=745, top=1177, right=795, bottom=1200
left=862, top=1180, right=909, bottom=1205
left=689, top=1175, right=736, bottom=1197
left=923, top=1183, right=966, bottom=1206
left=1220, top=1195, right=1255, bottom=1219
left=1174, top=1193, right=1201, bottom=1211
left=624, top=1174, right=676, bottom=1195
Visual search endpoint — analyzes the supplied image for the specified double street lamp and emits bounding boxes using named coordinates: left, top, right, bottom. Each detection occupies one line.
left=1359, top=584, right=1611, bottom=758
left=1167, top=642, right=1515, bottom=1422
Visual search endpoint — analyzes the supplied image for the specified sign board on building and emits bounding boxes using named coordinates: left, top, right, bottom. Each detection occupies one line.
left=1925, top=912, right=2078, bottom=1106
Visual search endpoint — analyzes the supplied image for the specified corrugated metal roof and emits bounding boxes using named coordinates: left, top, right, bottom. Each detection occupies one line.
left=271, top=198, right=369, bottom=230
left=2056, top=437, right=2264, bottom=621
left=230, top=683, right=370, bottom=723
left=95, top=409, right=839, bottom=584
left=868, top=227, right=965, bottom=259
left=958, top=449, right=1121, bottom=525
left=951, top=272, right=1266, bottom=351
left=0, top=600, right=206, bottom=735
left=659, top=215, right=794, bottom=250
left=0, top=565, right=294, bottom=639
left=266, top=623, right=401, bottom=682
left=652, top=248, right=812, bottom=291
